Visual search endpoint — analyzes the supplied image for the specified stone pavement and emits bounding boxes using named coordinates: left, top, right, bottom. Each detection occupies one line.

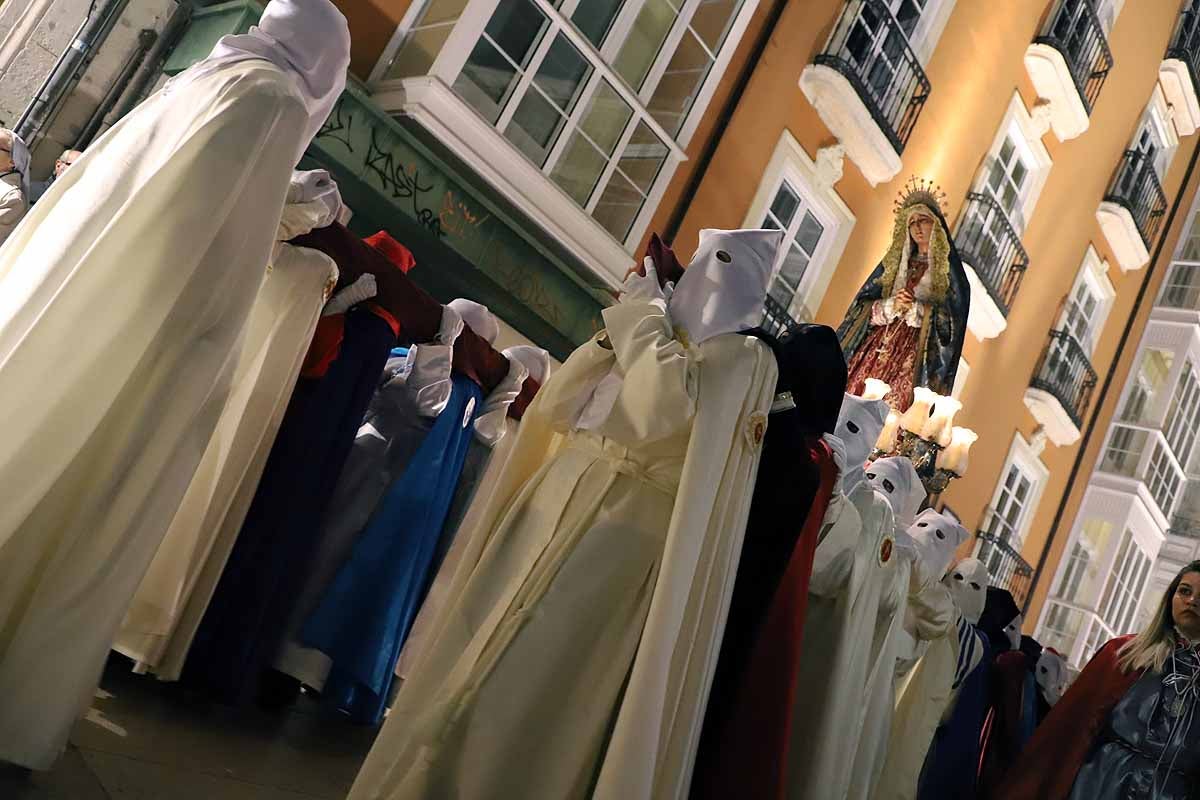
left=0, top=657, right=378, bottom=799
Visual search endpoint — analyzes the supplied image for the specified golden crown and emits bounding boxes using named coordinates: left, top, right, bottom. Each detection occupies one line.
left=894, top=176, right=947, bottom=215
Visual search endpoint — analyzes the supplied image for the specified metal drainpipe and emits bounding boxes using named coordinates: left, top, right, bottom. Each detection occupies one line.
left=73, top=28, right=156, bottom=149
left=102, top=1, right=192, bottom=128
left=662, top=0, right=790, bottom=245
left=1024, top=138, right=1200, bottom=616
left=14, top=0, right=131, bottom=147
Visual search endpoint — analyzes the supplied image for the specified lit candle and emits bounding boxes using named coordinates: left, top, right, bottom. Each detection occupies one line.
left=921, top=396, right=962, bottom=446
left=862, top=378, right=891, bottom=402
left=937, top=427, right=978, bottom=476
left=900, top=387, right=937, bottom=434
left=876, top=410, right=901, bottom=453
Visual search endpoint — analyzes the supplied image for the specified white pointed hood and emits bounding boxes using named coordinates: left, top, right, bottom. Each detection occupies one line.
left=666, top=228, right=781, bottom=346
left=908, top=508, right=968, bottom=585
left=192, top=0, right=350, bottom=162
left=834, top=393, right=890, bottom=494
left=944, top=557, right=990, bottom=625
left=865, top=456, right=926, bottom=532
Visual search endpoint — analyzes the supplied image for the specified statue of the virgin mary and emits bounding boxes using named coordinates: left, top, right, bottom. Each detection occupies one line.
left=837, top=178, right=970, bottom=411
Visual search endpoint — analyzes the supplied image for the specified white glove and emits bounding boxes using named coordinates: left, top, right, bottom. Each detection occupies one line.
left=322, top=273, right=377, bottom=316
left=822, top=432, right=847, bottom=496
left=620, top=258, right=666, bottom=305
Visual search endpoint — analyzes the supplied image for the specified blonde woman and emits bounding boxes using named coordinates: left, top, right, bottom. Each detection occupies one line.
left=998, top=561, right=1200, bottom=799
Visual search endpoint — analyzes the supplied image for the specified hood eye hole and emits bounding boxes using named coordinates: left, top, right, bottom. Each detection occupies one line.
left=866, top=472, right=876, bottom=480
left=917, top=522, right=928, bottom=528
left=953, top=573, right=964, bottom=582
left=847, top=421, right=860, bottom=434
left=716, top=250, right=732, bottom=263
left=935, top=530, right=945, bottom=540
left=970, top=582, right=981, bottom=591
left=882, top=478, right=895, bottom=493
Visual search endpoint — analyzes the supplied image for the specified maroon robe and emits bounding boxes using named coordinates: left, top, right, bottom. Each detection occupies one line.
left=996, top=635, right=1140, bottom=800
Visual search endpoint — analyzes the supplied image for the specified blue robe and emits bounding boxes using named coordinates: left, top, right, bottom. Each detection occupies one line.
left=302, top=373, right=483, bottom=724
left=182, top=307, right=397, bottom=705
left=918, top=619, right=993, bottom=800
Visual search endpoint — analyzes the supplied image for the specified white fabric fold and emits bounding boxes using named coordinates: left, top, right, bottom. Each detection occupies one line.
left=176, top=0, right=350, bottom=162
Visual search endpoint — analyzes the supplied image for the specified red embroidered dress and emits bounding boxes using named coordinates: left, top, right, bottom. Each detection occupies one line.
left=846, top=255, right=931, bottom=409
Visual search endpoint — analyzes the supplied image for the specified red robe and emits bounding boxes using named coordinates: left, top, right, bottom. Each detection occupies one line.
left=995, top=635, right=1140, bottom=800
left=691, top=438, right=838, bottom=799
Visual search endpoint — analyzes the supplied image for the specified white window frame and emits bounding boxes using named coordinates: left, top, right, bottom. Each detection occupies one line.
left=368, top=0, right=762, bottom=288
left=1134, top=86, right=1180, bottom=179
left=974, top=93, right=1053, bottom=232
left=904, top=0, right=957, bottom=63
left=1059, top=245, right=1117, bottom=355
left=741, top=131, right=855, bottom=323
left=985, top=433, right=1051, bottom=549
left=952, top=357, right=970, bottom=399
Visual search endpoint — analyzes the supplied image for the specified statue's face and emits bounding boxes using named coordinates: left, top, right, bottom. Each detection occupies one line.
left=908, top=215, right=934, bottom=249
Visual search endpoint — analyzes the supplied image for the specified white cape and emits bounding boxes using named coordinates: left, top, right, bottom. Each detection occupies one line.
left=0, top=60, right=308, bottom=769
left=349, top=313, right=775, bottom=800
left=112, top=240, right=337, bottom=677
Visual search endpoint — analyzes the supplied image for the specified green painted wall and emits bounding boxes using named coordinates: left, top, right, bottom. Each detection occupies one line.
left=163, top=0, right=605, bottom=360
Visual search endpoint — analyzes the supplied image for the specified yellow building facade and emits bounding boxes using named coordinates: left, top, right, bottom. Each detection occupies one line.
left=333, top=0, right=1200, bottom=665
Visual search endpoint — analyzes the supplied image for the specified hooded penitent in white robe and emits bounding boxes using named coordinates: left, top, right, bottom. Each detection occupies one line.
left=849, top=456, right=926, bottom=800
left=348, top=229, right=782, bottom=800
left=785, top=394, right=895, bottom=799
left=873, top=510, right=968, bottom=800
left=112, top=173, right=343, bottom=677
left=0, top=0, right=349, bottom=769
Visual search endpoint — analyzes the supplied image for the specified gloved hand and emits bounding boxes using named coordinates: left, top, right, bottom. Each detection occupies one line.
left=620, top=258, right=666, bottom=305
left=822, top=432, right=847, bottom=496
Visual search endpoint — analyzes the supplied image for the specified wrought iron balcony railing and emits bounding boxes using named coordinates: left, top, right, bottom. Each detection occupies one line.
left=977, top=522, right=1035, bottom=609
left=762, top=294, right=804, bottom=340
left=954, top=192, right=1030, bottom=316
left=1031, top=329, right=1098, bottom=430
left=813, top=0, right=931, bottom=154
left=1034, top=0, right=1114, bottom=114
left=1105, top=150, right=1168, bottom=250
left=1167, top=2, right=1200, bottom=101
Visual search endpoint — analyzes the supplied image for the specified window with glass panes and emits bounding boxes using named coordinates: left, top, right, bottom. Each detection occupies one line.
left=1162, top=262, right=1200, bottom=309
left=844, top=0, right=930, bottom=99
left=1164, top=361, right=1200, bottom=463
left=1098, top=530, right=1152, bottom=635
left=1120, top=348, right=1174, bottom=426
left=383, top=0, right=747, bottom=245
left=1100, top=425, right=1149, bottom=477
left=1147, top=439, right=1184, bottom=516
left=1062, top=279, right=1101, bottom=351
left=759, top=180, right=825, bottom=319
left=985, top=463, right=1035, bottom=553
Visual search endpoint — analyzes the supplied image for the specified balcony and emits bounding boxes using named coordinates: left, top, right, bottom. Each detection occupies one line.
left=1024, top=330, right=1098, bottom=447
left=1097, top=151, right=1168, bottom=272
left=976, top=517, right=1034, bottom=609
left=1024, top=0, right=1114, bottom=141
left=954, top=192, right=1030, bottom=340
left=1162, top=4, right=1200, bottom=136
left=762, top=295, right=804, bottom=340
left=799, top=0, right=931, bottom=186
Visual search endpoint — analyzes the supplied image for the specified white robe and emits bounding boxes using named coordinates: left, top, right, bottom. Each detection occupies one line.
left=0, top=172, right=26, bottom=246
left=848, top=550, right=908, bottom=800
left=0, top=59, right=309, bottom=769
left=112, top=238, right=337, bottom=677
left=348, top=302, right=775, bottom=800
left=785, top=481, right=895, bottom=799
left=872, top=580, right=958, bottom=800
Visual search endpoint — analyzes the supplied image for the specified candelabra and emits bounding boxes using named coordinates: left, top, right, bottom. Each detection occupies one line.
left=863, top=381, right=976, bottom=500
